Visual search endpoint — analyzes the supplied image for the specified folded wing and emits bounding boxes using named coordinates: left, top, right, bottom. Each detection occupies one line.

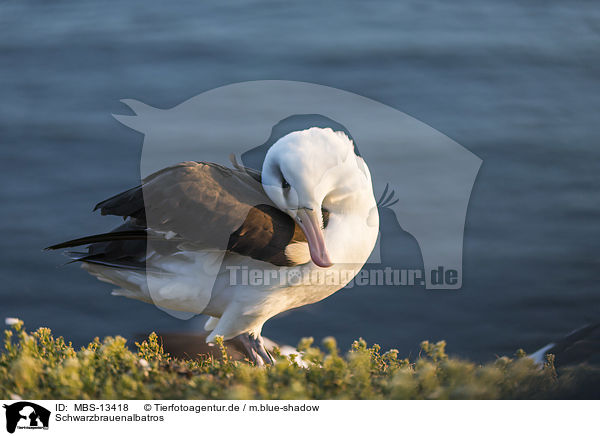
left=47, top=161, right=308, bottom=269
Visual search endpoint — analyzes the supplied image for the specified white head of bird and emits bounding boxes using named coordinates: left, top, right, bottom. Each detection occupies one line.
left=261, top=127, right=379, bottom=268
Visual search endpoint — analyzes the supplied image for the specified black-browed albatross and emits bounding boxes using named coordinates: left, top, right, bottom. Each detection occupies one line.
left=47, top=122, right=380, bottom=365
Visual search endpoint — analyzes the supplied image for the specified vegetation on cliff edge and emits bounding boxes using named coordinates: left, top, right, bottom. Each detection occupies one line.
left=1, top=321, right=598, bottom=399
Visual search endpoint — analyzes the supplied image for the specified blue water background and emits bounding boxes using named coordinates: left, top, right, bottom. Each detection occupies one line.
left=1, top=0, right=599, bottom=360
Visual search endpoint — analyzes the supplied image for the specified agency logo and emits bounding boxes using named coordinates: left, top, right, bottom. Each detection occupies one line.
left=111, top=81, right=480, bottom=318
left=2, top=402, right=50, bottom=434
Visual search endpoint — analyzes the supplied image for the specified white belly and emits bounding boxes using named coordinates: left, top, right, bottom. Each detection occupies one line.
left=85, top=205, right=379, bottom=338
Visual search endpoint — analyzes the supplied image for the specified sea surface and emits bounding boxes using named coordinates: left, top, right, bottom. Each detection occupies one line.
left=1, top=0, right=599, bottom=361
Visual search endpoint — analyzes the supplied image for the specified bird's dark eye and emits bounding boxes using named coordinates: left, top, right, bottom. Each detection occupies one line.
left=281, top=178, right=290, bottom=189
left=322, top=207, right=330, bottom=229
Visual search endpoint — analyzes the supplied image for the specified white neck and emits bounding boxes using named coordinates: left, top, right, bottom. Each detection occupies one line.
left=324, top=194, right=379, bottom=266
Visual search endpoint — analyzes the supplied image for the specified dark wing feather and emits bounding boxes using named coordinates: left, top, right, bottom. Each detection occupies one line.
left=93, top=185, right=145, bottom=220
left=227, top=204, right=306, bottom=266
left=48, top=161, right=307, bottom=268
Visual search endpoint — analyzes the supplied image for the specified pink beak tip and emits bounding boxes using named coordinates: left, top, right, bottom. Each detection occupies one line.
left=311, top=254, right=334, bottom=268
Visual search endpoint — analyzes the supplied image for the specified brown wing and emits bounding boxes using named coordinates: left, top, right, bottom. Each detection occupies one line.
left=140, top=161, right=270, bottom=246
left=48, top=161, right=307, bottom=267
left=227, top=204, right=308, bottom=266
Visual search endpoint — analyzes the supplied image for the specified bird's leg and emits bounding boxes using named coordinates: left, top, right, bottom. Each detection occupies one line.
left=235, top=332, right=275, bottom=366
left=252, top=333, right=275, bottom=366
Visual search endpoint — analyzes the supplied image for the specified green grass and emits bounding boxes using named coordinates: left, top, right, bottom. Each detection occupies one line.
left=1, top=321, right=598, bottom=399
